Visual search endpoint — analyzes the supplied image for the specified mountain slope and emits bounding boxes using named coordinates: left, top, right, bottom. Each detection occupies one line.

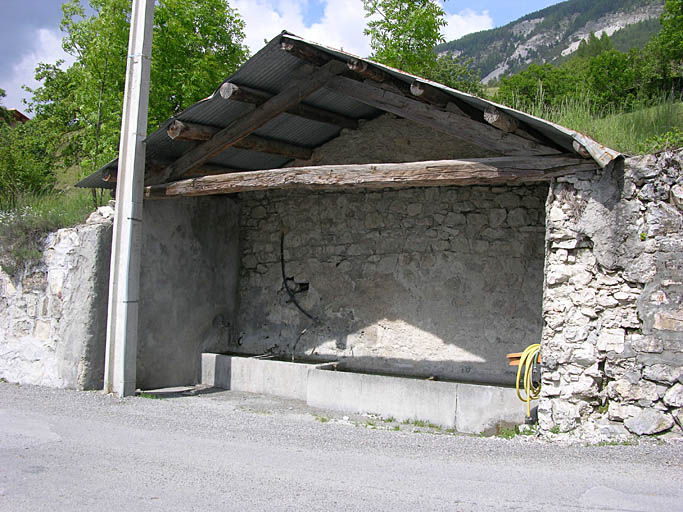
left=436, top=0, right=665, bottom=83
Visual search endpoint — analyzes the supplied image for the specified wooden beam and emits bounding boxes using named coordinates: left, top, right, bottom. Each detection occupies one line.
left=325, top=76, right=560, bottom=156
left=280, top=36, right=559, bottom=150
left=145, top=155, right=597, bottom=198
left=219, top=82, right=358, bottom=130
left=483, top=106, right=519, bottom=133
left=167, top=120, right=313, bottom=159
left=159, top=60, right=347, bottom=183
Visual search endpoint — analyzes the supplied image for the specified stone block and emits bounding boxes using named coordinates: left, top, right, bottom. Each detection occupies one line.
left=654, top=310, right=683, bottom=331
left=596, top=328, right=625, bottom=353
left=629, top=334, right=663, bottom=354
left=663, top=383, right=683, bottom=407
left=642, top=364, right=681, bottom=384
left=608, top=379, right=659, bottom=403
left=623, top=408, right=673, bottom=435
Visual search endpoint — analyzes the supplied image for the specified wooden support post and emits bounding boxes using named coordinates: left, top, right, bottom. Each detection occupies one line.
left=160, top=59, right=347, bottom=182
left=145, top=156, right=597, bottom=198
left=167, top=120, right=312, bottom=159
left=218, top=82, right=357, bottom=130
left=104, top=0, right=154, bottom=397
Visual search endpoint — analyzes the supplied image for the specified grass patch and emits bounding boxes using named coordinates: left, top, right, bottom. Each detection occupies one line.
left=392, top=425, right=400, bottom=431
left=314, top=415, right=330, bottom=423
left=0, top=190, right=97, bottom=278
left=403, top=418, right=443, bottom=430
left=594, top=439, right=639, bottom=447
left=138, top=392, right=160, bottom=399
left=550, top=425, right=561, bottom=434
left=508, top=93, right=683, bottom=155
left=497, top=426, right=519, bottom=439
left=383, top=416, right=396, bottom=423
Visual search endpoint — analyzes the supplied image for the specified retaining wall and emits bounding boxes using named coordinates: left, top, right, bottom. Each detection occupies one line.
left=0, top=207, right=112, bottom=389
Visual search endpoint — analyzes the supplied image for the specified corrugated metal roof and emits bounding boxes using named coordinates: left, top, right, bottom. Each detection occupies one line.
left=78, top=31, right=619, bottom=190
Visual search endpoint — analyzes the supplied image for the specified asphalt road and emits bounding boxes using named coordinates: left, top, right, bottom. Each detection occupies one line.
left=1, top=382, right=682, bottom=511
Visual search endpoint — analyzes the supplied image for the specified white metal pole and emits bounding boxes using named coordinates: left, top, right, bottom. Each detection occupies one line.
left=103, top=0, right=154, bottom=396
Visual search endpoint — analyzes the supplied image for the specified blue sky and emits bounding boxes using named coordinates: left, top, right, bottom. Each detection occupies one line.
left=1, top=0, right=562, bottom=110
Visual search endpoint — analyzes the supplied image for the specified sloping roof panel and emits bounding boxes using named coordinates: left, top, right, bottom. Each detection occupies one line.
left=78, top=31, right=619, bottom=190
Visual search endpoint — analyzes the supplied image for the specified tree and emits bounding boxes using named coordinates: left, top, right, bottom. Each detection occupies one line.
left=494, top=63, right=584, bottom=110
left=574, top=31, right=614, bottom=59
left=26, top=0, right=249, bottom=177
left=362, top=0, right=484, bottom=94
left=430, top=55, right=485, bottom=96
left=363, top=0, right=446, bottom=76
left=658, top=0, right=682, bottom=65
left=0, top=89, right=11, bottom=123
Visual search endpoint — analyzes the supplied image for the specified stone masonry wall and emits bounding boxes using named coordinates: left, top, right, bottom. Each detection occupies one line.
left=539, top=150, right=683, bottom=439
left=235, top=184, right=547, bottom=385
left=0, top=206, right=112, bottom=389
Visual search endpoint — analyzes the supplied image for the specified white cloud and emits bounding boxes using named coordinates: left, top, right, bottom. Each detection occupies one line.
left=233, top=0, right=370, bottom=57
left=2, top=28, right=75, bottom=111
left=232, top=0, right=492, bottom=59
left=443, top=8, right=494, bottom=41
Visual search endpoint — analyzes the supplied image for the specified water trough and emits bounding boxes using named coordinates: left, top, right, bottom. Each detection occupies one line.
left=201, top=353, right=525, bottom=433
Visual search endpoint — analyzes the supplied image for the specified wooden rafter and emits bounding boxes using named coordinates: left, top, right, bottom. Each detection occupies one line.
left=218, top=83, right=358, bottom=130
left=145, top=155, right=597, bottom=198
left=324, top=77, right=560, bottom=156
left=167, top=120, right=313, bottom=160
left=156, top=59, right=347, bottom=184
left=280, top=36, right=561, bottom=153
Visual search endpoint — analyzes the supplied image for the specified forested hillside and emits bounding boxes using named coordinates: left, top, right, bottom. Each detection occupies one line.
left=437, top=0, right=665, bottom=82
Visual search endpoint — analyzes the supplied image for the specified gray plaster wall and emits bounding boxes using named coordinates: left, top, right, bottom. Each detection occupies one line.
left=235, top=184, right=547, bottom=385
left=0, top=207, right=112, bottom=389
left=136, top=196, right=240, bottom=389
left=539, top=149, right=683, bottom=440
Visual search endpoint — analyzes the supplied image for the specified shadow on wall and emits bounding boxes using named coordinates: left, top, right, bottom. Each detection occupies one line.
left=234, top=184, right=549, bottom=386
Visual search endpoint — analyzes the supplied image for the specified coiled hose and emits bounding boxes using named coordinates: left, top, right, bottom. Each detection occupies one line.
left=516, top=343, right=541, bottom=418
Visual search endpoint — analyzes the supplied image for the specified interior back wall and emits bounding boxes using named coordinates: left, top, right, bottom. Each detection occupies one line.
left=234, top=184, right=548, bottom=385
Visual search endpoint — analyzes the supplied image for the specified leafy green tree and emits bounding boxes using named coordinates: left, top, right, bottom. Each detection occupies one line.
left=494, top=63, right=585, bottom=110
left=0, top=120, right=58, bottom=208
left=429, top=54, right=485, bottom=96
left=0, top=89, right=11, bottom=123
left=362, top=0, right=484, bottom=94
left=658, top=0, right=682, bottom=64
left=363, top=0, right=446, bottom=76
left=26, top=0, right=249, bottom=177
left=586, top=49, right=639, bottom=109
left=574, top=32, right=614, bottom=59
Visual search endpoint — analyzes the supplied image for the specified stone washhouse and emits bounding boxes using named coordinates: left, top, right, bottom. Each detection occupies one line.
left=1, top=33, right=681, bottom=439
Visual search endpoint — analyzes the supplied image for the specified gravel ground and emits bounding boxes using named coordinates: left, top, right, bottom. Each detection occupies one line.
left=1, top=382, right=682, bottom=511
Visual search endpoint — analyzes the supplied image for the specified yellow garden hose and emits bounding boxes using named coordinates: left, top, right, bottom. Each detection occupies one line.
left=516, top=343, right=541, bottom=418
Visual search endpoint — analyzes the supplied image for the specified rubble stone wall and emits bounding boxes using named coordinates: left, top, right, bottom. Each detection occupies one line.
left=235, top=184, right=548, bottom=385
left=0, top=207, right=112, bottom=389
left=539, top=150, right=683, bottom=439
